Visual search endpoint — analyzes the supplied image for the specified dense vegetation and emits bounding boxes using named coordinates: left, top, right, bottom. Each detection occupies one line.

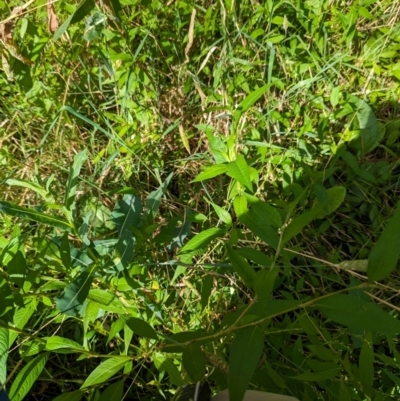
left=1, top=0, right=400, bottom=400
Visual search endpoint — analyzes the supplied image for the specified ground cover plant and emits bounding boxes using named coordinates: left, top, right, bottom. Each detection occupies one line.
left=1, top=0, right=400, bottom=400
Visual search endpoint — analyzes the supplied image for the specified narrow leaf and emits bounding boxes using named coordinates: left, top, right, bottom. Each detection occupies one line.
left=80, top=357, right=130, bottom=389
left=145, top=173, right=173, bottom=224
left=0, top=327, right=8, bottom=385
left=60, top=232, right=72, bottom=269
left=179, top=228, right=225, bottom=254
left=359, top=333, right=374, bottom=396
left=368, top=201, right=400, bottom=281
left=98, top=380, right=124, bottom=401
left=233, top=85, right=269, bottom=126
left=226, top=245, right=256, bottom=288
left=191, top=164, right=228, bottom=182
left=0, top=201, right=72, bottom=231
left=229, top=326, right=264, bottom=401
left=233, top=195, right=247, bottom=217
left=46, top=336, right=85, bottom=353
left=5, top=179, right=52, bottom=202
left=9, top=353, right=48, bottom=401
left=114, top=229, right=134, bottom=272
left=64, top=149, right=87, bottom=211
left=55, top=271, right=93, bottom=316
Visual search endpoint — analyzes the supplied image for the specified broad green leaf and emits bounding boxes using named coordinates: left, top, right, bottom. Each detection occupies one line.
left=0, top=201, right=72, bottom=231
left=233, top=85, right=269, bottom=126
left=71, top=0, right=96, bottom=24
left=349, top=96, right=382, bottom=154
left=226, top=155, right=253, bottom=192
left=0, top=327, right=8, bottom=385
left=9, top=299, right=37, bottom=346
left=339, top=381, right=352, bottom=401
left=8, top=250, right=26, bottom=288
left=45, top=336, right=85, bottom=353
left=314, top=186, right=346, bottom=218
left=368, top=201, right=400, bottom=281
left=124, top=317, right=158, bottom=340
left=9, top=353, right=48, bottom=401
left=179, top=228, right=225, bottom=254
left=236, top=248, right=272, bottom=267
left=5, top=178, right=52, bottom=202
left=307, top=345, right=339, bottom=362
left=60, top=232, right=72, bottom=269
left=359, top=333, right=374, bottom=396
left=52, top=391, right=84, bottom=401
left=254, top=267, right=279, bottom=311
left=210, top=202, right=232, bottom=227
left=55, top=271, right=93, bottom=316
left=64, top=149, right=87, bottom=212
left=283, top=187, right=346, bottom=244
left=239, top=210, right=279, bottom=250
left=313, top=294, right=400, bottom=336
left=145, top=172, right=173, bottom=224
left=249, top=198, right=282, bottom=228
left=98, top=380, right=124, bottom=401
left=153, top=353, right=185, bottom=386
left=226, top=245, right=256, bottom=288
left=112, top=194, right=142, bottom=233
left=80, top=357, right=130, bottom=389
left=330, top=86, right=340, bottom=107
left=233, top=195, right=247, bottom=217
left=191, top=164, right=228, bottom=182
left=229, top=325, right=264, bottom=401
left=201, top=275, right=213, bottom=311
left=182, top=344, right=206, bottom=382
left=114, top=229, right=134, bottom=272
left=87, top=289, right=127, bottom=314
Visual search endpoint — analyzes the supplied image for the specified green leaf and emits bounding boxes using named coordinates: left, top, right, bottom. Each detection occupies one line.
left=112, top=194, right=142, bottom=233
left=45, top=336, right=85, bottom=354
left=98, top=380, right=124, bottom=401
left=330, top=86, right=340, bottom=107
left=239, top=210, right=279, bottom=250
left=349, top=96, right=382, bottom=154
left=80, top=357, right=130, bottom=389
left=359, top=332, right=374, bottom=396
left=313, top=294, right=400, bottom=336
left=182, top=344, right=206, bottom=382
left=254, top=267, right=280, bottom=311
left=153, top=353, right=185, bottom=386
left=0, top=277, right=13, bottom=318
left=229, top=325, right=264, bottom=401
left=179, top=228, right=225, bottom=254
left=0, top=327, right=8, bottom=385
left=292, top=367, right=340, bottom=381
left=226, top=245, right=256, bottom=288
left=53, top=14, right=73, bottom=41
left=55, top=271, right=93, bottom=316
left=145, top=172, right=173, bottom=224
left=0, top=201, right=72, bottom=231
left=123, top=317, right=158, bottom=340
left=5, top=179, right=52, bottom=202
left=9, top=299, right=37, bottom=346
left=210, top=202, right=232, bottom=227
left=283, top=186, right=346, bottom=244
left=71, top=0, right=96, bottom=24
left=264, top=360, right=286, bottom=389
left=233, top=85, right=269, bottom=126
left=201, top=275, right=213, bottom=311
left=60, top=232, right=72, bottom=269
left=52, top=391, right=84, bottom=401
left=233, top=195, right=247, bottom=217
left=8, top=250, right=26, bottom=288
left=64, top=149, right=87, bottom=212
left=248, top=197, right=282, bottom=228
left=9, top=353, right=49, bottom=401
left=114, top=229, right=134, bottom=272
left=368, top=201, right=400, bottom=281
left=226, top=155, right=253, bottom=192
left=191, top=164, right=228, bottom=182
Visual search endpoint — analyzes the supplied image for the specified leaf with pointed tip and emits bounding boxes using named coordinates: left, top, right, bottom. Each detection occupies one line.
left=229, top=326, right=264, bottom=401
left=55, top=271, right=93, bottom=316
left=64, top=149, right=87, bottom=212
left=226, top=155, right=253, bottom=192
left=112, top=194, right=142, bottom=233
